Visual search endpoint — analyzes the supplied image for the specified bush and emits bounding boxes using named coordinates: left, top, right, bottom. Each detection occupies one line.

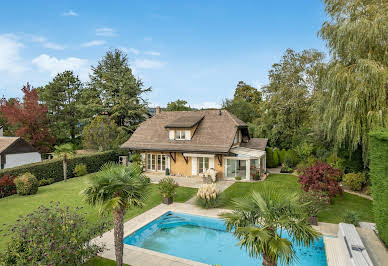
left=343, top=211, right=360, bottom=226
left=158, top=177, right=178, bottom=198
left=0, top=202, right=109, bottom=265
left=273, top=149, right=280, bottom=167
left=296, top=156, right=318, bottom=173
left=369, top=129, right=388, bottom=245
left=299, top=190, right=329, bottom=217
left=278, top=149, right=287, bottom=164
left=342, top=172, right=366, bottom=191
left=280, top=166, right=293, bottom=173
left=283, top=156, right=294, bottom=168
left=0, top=150, right=119, bottom=183
left=38, top=178, right=55, bottom=187
left=295, top=142, right=314, bottom=161
left=235, top=176, right=242, bottom=181
left=0, top=174, right=16, bottom=198
left=14, top=173, right=39, bottom=195
left=266, top=147, right=275, bottom=168
left=195, top=183, right=222, bottom=209
left=73, top=163, right=88, bottom=177
left=298, top=161, right=343, bottom=198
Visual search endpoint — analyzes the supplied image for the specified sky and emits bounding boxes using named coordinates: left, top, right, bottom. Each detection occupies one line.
left=0, top=0, right=327, bottom=108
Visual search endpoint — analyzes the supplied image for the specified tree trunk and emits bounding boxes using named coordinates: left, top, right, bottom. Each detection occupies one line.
left=63, top=155, right=67, bottom=182
left=262, top=253, right=277, bottom=266
left=113, top=208, right=125, bottom=266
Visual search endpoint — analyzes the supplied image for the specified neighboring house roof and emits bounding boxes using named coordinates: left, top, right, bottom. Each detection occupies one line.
left=240, top=138, right=268, bottom=151
left=121, top=109, right=266, bottom=154
left=0, top=137, right=39, bottom=155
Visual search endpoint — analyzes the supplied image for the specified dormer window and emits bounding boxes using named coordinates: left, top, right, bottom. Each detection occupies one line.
left=175, top=130, right=186, bottom=140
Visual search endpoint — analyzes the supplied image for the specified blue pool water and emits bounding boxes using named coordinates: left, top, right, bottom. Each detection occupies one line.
left=124, top=212, right=327, bottom=266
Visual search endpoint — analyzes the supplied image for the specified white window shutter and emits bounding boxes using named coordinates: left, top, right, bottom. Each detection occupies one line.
left=169, top=130, right=175, bottom=140
left=192, top=157, right=197, bottom=176
left=209, top=157, right=215, bottom=169
left=185, top=130, right=191, bottom=140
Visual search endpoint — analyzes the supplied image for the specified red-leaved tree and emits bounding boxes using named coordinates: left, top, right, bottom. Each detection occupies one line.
left=0, top=83, right=55, bottom=152
left=298, top=161, right=343, bottom=198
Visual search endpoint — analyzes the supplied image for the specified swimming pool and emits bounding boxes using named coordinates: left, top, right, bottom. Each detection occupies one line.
left=124, top=212, right=327, bottom=266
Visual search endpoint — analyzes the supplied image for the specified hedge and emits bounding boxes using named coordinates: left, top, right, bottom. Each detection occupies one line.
left=369, top=129, right=388, bottom=246
left=0, top=150, right=122, bottom=183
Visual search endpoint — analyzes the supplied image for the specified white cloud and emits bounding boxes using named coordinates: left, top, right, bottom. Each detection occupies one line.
left=32, top=54, right=89, bottom=80
left=128, top=48, right=140, bottom=55
left=82, top=40, right=106, bottom=47
left=144, top=51, right=160, bottom=56
left=144, top=37, right=152, bottom=41
left=96, top=27, right=116, bottom=37
left=133, top=59, right=165, bottom=69
left=252, top=80, right=264, bottom=89
left=0, top=34, right=26, bottom=73
left=192, top=101, right=221, bottom=109
left=62, top=10, right=79, bottom=16
left=31, top=35, right=65, bottom=50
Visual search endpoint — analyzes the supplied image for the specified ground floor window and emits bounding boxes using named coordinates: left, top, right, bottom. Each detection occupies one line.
left=198, top=157, right=209, bottom=173
left=226, top=159, right=246, bottom=178
left=147, top=154, right=156, bottom=170
left=157, top=154, right=167, bottom=171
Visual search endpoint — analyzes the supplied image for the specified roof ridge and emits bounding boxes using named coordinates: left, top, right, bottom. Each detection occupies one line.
left=224, top=109, right=247, bottom=126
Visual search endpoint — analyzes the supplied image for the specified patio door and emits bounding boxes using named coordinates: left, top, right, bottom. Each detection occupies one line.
left=198, top=157, right=209, bottom=174
left=157, top=154, right=167, bottom=172
left=147, top=154, right=156, bottom=171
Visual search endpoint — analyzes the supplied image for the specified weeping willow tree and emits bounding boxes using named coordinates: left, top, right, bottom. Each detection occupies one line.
left=319, top=0, right=388, bottom=165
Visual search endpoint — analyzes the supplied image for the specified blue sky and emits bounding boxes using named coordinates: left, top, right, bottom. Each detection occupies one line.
left=0, top=0, right=326, bottom=108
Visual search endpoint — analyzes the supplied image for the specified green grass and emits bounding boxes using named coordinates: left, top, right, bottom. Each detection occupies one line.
left=220, top=173, right=374, bottom=224
left=84, top=257, right=130, bottom=266
left=0, top=173, right=197, bottom=250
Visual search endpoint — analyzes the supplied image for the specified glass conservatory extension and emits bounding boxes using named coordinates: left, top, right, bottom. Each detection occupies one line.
left=225, top=147, right=266, bottom=180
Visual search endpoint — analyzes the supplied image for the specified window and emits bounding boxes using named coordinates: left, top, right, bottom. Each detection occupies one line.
left=175, top=130, right=186, bottom=140
left=226, top=159, right=246, bottom=178
left=198, top=157, right=209, bottom=173
left=147, top=154, right=156, bottom=170
left=157, top=154, right=167, bottom=171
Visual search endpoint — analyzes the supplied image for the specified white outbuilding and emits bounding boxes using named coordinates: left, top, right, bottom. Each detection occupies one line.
left=0, top=136, right=42, bottom=169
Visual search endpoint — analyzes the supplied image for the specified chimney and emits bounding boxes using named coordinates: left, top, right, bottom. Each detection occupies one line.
left=156, top=106, right=161, bottom=115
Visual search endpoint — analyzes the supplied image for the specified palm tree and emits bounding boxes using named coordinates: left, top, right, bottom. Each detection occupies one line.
left=54, top=143, right=76, bottom=182
left=220, top=184, right=320, bottom=266
left=82, top=163, right=150, bottom=266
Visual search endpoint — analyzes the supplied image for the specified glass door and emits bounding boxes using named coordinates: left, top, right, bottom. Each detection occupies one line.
left=157, top=154, right=167, bottom=171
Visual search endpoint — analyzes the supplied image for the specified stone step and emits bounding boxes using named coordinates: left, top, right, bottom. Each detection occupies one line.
left=324, top=236, right=348, bottom=266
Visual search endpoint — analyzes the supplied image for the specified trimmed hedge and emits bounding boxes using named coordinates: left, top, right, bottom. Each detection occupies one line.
left=0, top=150, right=121, bottom=183
left=369, top=129, right=388, bottom=246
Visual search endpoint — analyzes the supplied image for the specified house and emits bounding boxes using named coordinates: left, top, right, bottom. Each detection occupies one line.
left=0, top=131, right=42, bottom=169
left=121, top=109, right=267, bottom=180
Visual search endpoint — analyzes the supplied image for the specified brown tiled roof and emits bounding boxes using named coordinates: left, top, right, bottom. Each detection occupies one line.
left=121, top=109, right=246, bottom=154
left=240, top=138, right=268, bottom=151
left=165, top=114, right=204, bottom=128
left=0, top=137, right=20, bottom=154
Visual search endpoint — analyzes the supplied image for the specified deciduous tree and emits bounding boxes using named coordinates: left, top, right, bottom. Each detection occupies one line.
left=166, top=99, right=192, bottom=111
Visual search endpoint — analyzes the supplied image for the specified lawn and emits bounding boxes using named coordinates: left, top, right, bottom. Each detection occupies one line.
left=220, top=173, right=374, bottom=224
left=0, top=173, right=197, bottom=251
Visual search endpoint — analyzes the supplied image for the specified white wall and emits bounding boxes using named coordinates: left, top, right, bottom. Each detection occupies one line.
left=4, top=152, right=41, bottom=169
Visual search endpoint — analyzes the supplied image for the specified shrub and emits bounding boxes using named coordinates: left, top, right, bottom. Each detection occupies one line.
left=0, top=174, right=16, bottom=198
left=38, top=178, right=55, bottom=187
left=343, top=211, right=360, bottom=226
left=195, top=183, right=222, bottom=209
left=158, top=177, right=178, bottom=198
left=235, top=176, right=242, bottom=181
left=342, top=173, right=366, bottom=191
left=272, top=149, right=280, bottom=167
left=278, top=149, right=287, bottom=164
left=298, top=161, right=343, bottom=198
left=265, top=147, right=275, bottom=168
left=0, top=150, right=119, bottom=183
left=283, top=156, right=294, bottom=168
left=369, top=129, right=388, bottom=245
left=251, top=170, right=261, bottom=180
left=280, top=166, right=293, bottom=173
left=287, top=149, right=299, bottom=166
left=73, top=163, right=88, bottom=177
left=0, top=202, right=109, bottom=265
left=14, top=173, right=39, bottom=195
left=299, top=190, right=329, bottom=217
left=296, top=156, right=318, bottom=173
left=130, top=153, right=144, bottom=169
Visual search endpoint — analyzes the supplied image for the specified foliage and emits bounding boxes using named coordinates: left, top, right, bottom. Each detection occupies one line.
left=234, top=81, right=262, bottom=107
left=280, top=166, right=293, bottom=173
left=286, top=149, right=299, bottom=166
left=166, top=99, right=192, bottom=111
left=265, top=147, right=281, bottom=168
left=38, top=178, right=55, bottom=187
left=14, top=173, right=39, bottom=195
left=220, top=184, right=320, bottom=265
left=278, top=149, right=287, bottom=164
left=74, top=163, right=88, bottom=177
left=234, top=176, right=242, bottom=181
left=54, top=143, right=76, bottom=159
left=0, top=150, right=119, bottom=183
left=89, top=49, right=151, bottom=133
left=222, top=97, right=257, bottom=123
left=326, top=152, right=345, bottom=171
left=196, top=183, right=222, bottom=209
left=296, top=156, right=318, bottom=173
left=38, top=70, right=83, bottom=140
left=0, top=83, right=55, bottom=152
left=283, top=156, right=294, bottom=168
left=295, top=142, right=314, bottom=162
left=342, top=173, right=366, bottom=191
left=343, top=211, right=360, bottom=226
left=158, top=177, right=178, bottom=198
left=299, top=190, right=329, bottom=217
left=83, top=115, right=127, bottom=151
left=249, top=49, right=325, bottom=149
left=130, top=153, right=144, bottom=169
left=369, top=129, right=388, bottom=245
left=298, top=161, right=343, bottom=198
left=273, top=149, right=280, bottom=167
left=319, top=0, right=388, bottom=166
left=0, top=174, right=16, bottom=198
left=0, top=202, right=109, bottom=265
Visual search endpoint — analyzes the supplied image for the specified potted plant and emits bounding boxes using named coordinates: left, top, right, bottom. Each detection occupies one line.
left=300, top=190, right=328, bottom=225
left=158, top=177, right=178, bottom=204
